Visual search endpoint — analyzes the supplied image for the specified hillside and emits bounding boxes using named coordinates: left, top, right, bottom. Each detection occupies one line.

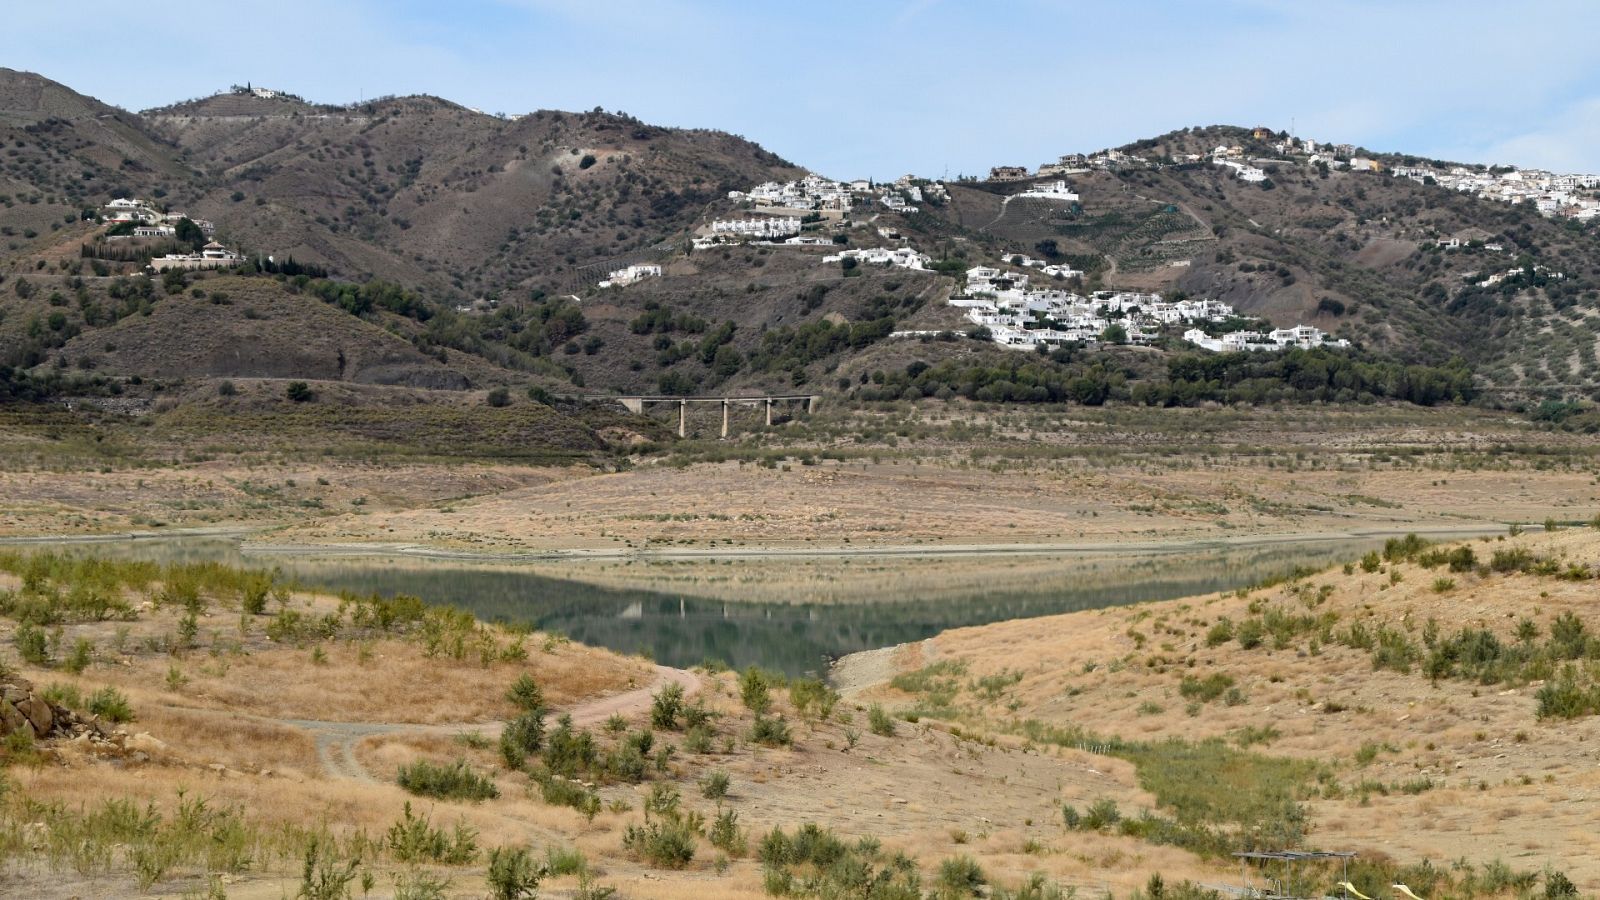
left=911, top=126, right=1600, bottom=395
left=4, top=73, right=1600, bottom=404
left=844, top=527, right=1600, bottom=893
left=0, top=70, right=803, bottom=299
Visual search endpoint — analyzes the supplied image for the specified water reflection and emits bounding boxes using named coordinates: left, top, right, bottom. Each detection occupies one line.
left=58, top=535, right=1432, bottom=676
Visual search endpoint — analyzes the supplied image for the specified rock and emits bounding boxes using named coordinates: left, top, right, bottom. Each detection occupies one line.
left=126, top=732, right=167, bottom=754
left=0, top=700, right=25, bottom=736
left=1, top=685, right=28, bottom=704
left=16, top=697, right=53, bottom=736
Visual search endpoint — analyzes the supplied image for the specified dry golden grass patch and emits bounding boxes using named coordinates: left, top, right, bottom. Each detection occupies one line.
left=853, top=528, right=1600, bottom=890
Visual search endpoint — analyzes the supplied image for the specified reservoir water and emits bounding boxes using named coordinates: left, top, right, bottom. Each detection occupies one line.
left=36, top=532, right=1489, bottom=676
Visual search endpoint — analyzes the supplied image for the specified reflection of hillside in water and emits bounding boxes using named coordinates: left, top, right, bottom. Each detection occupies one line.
left=75, top=537, right=1383, bottom=675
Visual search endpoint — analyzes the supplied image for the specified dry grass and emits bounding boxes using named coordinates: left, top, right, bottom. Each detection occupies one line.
left=852, top=528, right=1600, bottom=891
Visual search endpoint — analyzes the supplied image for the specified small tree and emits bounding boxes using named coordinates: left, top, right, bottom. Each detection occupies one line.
left=651, top=682, right=685, bottom=730
left=506, top=674, right=546, bottom=713
left=738, top=668, right=771, bottom=714
left=487, top=846, right=545, bottom=900
left=285, top=381, right=314, bottom=402
left=486, top=387, right=511, bottom=407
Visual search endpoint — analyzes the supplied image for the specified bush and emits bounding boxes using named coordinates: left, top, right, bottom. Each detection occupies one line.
left=487, top=846, right=545, bottom=900
left=533, top=772, right=601, bottom=820
left=285, top=381, right=314, bottom=402
left=701, top=769, right=730, bottom=800
left=486, top=387, right=511, bottom=407
left=500, top=712, right=545, bottom=769
left=506, top=673, right=546, bottom=713
left=936, top=855, right=987, bottom=897
left=709, top=807, right=746, bottom=855
left=684, top=724, right=714, bottom=754
left=396, top=759, right=499, bottom=802
left=88, top=686, right=133, bottom=723
left=1178, top=673, right=1236, bottom=704
left=386, top=802, right=479, bottom=864
left=14, top=622, right=48, bottom=666
left=651, top=682, right=685, bottom=729
left=868, top=704, right=896, bottom=737
left=739, top=667, right=772, bottom=714
left=749, top=715, right=791, bottom=747
left=622, top=790, right=699, bottom=870
left=1545, top=871, right=1578, bottom=899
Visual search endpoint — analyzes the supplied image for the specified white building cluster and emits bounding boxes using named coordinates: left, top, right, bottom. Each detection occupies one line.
left=711, top=217, right=801, bottom=239
left=597, top=264, right=662, bottom=288
left=730, top=174, right=942, bottom=215
left=952, top=264, right=1347, bottom=353
left=732, top=175, right=854, bottom=211
left=103, top=198, right=215, bottom=235
left=1389, top=165, right=1600, bottom=221
left=1182, top=326, right=1349, bottom=353
left=822, top=247, right=930, bottom=270
left=956, top=266, right=1233, bottom=348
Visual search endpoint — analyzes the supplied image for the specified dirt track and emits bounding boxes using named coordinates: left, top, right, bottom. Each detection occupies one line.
left=197, top=664, right=700, bottom=784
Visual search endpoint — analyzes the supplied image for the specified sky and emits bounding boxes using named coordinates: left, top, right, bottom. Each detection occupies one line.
left=12, top=0, right=1600, bottom=179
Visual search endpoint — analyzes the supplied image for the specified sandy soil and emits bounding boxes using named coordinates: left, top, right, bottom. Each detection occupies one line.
left=249, top=458, right=1596, bottom=557
left=845, top=529, right=1600, bottom=891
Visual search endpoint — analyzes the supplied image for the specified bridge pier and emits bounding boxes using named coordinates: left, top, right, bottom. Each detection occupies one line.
left=765, top=398, right=772, bottom=427
left=678, top=400, right=686, bottom=438
left=620, top=397, right=643, bottom=415
left=721, top=400, right=730, bottom=439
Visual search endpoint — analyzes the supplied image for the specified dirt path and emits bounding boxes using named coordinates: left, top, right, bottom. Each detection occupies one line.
left=207, top=665, right=699, bottom=784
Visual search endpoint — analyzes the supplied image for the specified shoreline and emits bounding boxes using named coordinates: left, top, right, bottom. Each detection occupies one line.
left=234, top=522, right=1509, bottom=563
left=0, top=522, right=1512, bottom=562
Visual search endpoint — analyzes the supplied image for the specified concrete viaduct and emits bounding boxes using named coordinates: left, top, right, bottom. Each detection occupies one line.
left=611, top=395, right=820, bottom=438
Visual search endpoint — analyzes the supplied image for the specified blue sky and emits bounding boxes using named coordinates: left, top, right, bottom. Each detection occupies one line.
left=14, top=0, right=1600, bottom=178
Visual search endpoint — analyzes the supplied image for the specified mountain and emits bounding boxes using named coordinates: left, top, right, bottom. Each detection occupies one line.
left=2, top=74, right=1598, bottom=404
left=906, top=125, right=1600, bottom=395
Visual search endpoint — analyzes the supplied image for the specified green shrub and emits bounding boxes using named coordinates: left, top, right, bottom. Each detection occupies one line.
left=936, top=855, right=986, bottom=898
left=544, top=845, right=587, bottom=876
left=533, top=772, right=601, bottom=820
left=709, top=808, right=746, bottom=855
left=14, top=622, right=48, bottom=666
left=622, top=790, right=699, bottom=870
left=87, top=686, right=133, bottom=723
left=285, top=381, right=314, bottom=403
left=386, top=802, right=479, bottom=864
left=684, top=724, right=714, bottom=754
left=1204, top=619, right=1234, bottom=647
left=868, top=704, right=896, bottom=737
left=297, top=834, right=360, bottom=900
left=651, top=682, right=685, bottom=729
left=396, top=759, right=499, bottom=802
left=739, top=667, right=772, bottom=714
left=1178, top=673, right=1235, bottom=703
left=788, top=678, right=839, bottom=719
left=499, top=712, right=545, bottom=769
left=486, top=846, right=545, bottom=900
left=63, top=638, right=93, bottom=675
left=701, top=769, right=730, bottom=800
left=749, top=715, right=792, bottom=747
left=506, top=674, right=545, bottom=713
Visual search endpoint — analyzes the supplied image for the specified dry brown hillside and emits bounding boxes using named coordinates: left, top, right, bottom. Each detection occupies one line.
left=848, top=528, right=1600, bottom=894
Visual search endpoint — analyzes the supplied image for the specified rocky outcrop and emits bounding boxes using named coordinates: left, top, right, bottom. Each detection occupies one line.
left=0, top=675, right=119, bottom=745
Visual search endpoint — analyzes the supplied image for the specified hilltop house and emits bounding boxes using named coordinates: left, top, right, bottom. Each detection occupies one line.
left=598, top=264, right=662, bottom=288
left=988, top=166, right=1030, bottom=182
left=148, top=241, right=244, bottom=272
left=1019, top=180, right=1079, bottom=201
